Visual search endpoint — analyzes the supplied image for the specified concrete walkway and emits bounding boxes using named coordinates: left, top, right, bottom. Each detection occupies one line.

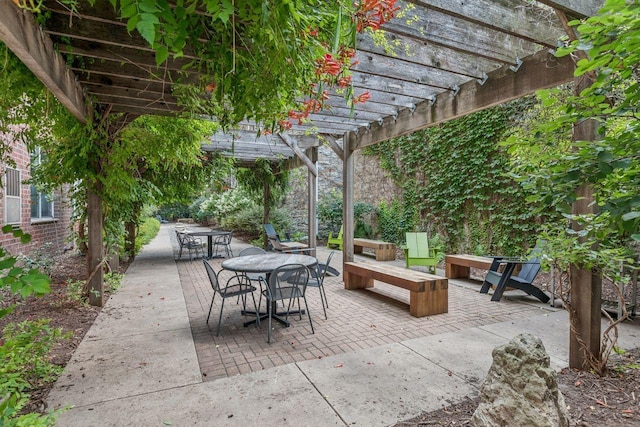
left=47, top=225, right=640, bottom=426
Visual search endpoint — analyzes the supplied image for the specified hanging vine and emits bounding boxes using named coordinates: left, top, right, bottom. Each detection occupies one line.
left=364, top=99, right=559, bottom=255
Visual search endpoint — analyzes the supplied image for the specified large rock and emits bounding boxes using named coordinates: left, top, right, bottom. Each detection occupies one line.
left=472, top=333, right=569, bottom=427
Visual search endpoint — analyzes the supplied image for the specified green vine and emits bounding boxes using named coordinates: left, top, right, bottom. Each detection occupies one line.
left=365, top=99, right=557, bottom=255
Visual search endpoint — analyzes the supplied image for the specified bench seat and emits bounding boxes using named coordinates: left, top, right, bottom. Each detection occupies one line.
left=353, top=238, right=396, bottom=261
left=445, top=254, right=494, bottom=279
left=344, top=262, right=448, bottom=317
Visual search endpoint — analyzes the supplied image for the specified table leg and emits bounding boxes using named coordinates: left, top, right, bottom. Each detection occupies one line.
left=242, top=303, right=305, bottom=327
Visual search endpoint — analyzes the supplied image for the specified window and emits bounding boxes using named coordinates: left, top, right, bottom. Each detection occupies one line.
left=4, top=167, right=21, bottom=224
left=30, top=148, right=54, bottom=221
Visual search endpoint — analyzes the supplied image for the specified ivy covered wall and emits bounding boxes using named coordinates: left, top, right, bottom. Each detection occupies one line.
left=364, top=99, right=558, bottom=256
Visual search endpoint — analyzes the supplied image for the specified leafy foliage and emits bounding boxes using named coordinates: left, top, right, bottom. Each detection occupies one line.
left=377, top=199, right=416, bottom=244
left=0, top=319, right=68, bottom=426
left=10, top=0, right=397, bottom=131
left=317, top=191, right=374, bottom=238
left=503, top=0, right=640, bottom=372
left=0, top=226, right=50, bottom=304
left=365, top=101, right=552, bottom=255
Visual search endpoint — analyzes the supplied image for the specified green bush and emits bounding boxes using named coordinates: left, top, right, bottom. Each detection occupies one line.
left=318, top=191, right=374, bottom=238
left=377, top=199, right=416, bottom=244
left=134, top=217, right=160, bottom=254
left=200, top=188, right=252, bottom=225
left=156, top=203, right=191, bottom=221
left=0, top=319, right=69, bottom=426
left=222, top=204, right=293, bottom=240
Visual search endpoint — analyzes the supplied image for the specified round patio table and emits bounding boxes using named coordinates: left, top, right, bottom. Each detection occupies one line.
left=184, top=229, right=231, bottom=259
left=222, top=253, right=318, bottom=327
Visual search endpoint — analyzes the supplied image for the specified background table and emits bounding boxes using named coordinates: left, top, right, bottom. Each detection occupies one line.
left=222, top=253, right=318, bottom=326
left=185, top=230, right=231, bottom=259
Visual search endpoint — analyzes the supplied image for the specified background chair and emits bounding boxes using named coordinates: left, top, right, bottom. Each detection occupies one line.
left=212, top=231, right=234, bottom=258
left=264, top=263, right=313, bottom=343
left=307, top=251, right=335, bottom=319
left=404, top=232, right=438, bottom=273
left=263, top=223, right=290, bottom=242
left=237, top=247, right=267, bottom=308
left=176, top=230, right=202, bottom=261
left=203, top=259, right=259, bottom=336
left=327, top=225, right=343, bottom=250
left=480, top=245, right=548, bottom=303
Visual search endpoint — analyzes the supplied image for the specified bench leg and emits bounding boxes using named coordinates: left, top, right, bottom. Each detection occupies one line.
left=344, top=271, right=374, bottom=290
left=354, top=245, right=363, bottom=254
left=446, top=263, right=469, bottom=279
left=410, top=284, right=448, bottom=317
left=409, top=291, right=429, bottom=317
left=375, top=247, right=395, bottom=261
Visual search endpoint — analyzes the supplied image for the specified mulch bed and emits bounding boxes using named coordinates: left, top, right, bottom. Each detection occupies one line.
left=0, top=251, right=129, bottom=414
left=395, top=348, right=640, bottom=426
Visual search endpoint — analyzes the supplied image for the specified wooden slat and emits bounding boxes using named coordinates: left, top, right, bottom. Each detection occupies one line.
left=352, top=49, right=576, bottom=149
left=350, top=72, right=439, bottom=102
left=356, top=33, right=497, bottom=81
left=536, top=0, right=604, bottom=18
left=404, top=0, right=565, bottom=46
left=380, top=7, right=538, bottom=64
left=352, top=50, right=465, bottom=90
left=0, top=2, right=89, bottom=122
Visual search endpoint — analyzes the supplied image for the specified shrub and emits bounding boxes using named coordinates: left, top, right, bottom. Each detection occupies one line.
left=0, top=319, right=69, bottom=426
left=200, top=188, right=252, bottom=225
left=222, top=204, right=293, bottom=240
left=134, top=217, right=160, bottom=254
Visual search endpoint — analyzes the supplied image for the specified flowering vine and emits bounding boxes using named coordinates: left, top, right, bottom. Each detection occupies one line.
left=277, top=0, right=400, bottom=131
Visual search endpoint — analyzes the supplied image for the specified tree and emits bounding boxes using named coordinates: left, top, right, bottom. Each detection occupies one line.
left=505, top=0, right=640, bottom=372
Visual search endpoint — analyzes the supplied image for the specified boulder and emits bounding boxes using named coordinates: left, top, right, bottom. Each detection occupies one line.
left=472, top=333, right=569, bottom=427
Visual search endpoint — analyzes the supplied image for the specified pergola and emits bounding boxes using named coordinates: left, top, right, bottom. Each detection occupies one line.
left=0, top=0, right=605, bottom=368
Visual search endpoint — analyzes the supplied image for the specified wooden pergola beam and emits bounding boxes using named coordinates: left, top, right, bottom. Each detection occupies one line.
left=0, top=2, right=89, bottom=123
left=353, top=49, right=576, bottom=150
left=279, top=134, right=318, bottom=177
left=323, top=135, right=344, bottom=161
left=537, top=0, right=605, bottom=19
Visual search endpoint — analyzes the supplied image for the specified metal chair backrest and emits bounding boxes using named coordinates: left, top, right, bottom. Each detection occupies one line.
left=314, top=251, right=335, bottom=282
left=268, top=263, right=310, bottom=299
left=203, top=260, right=222, bottom=294
left=239, top=247, right=266, bottom=257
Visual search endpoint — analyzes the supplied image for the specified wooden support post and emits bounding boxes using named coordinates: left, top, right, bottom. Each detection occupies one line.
left=308, top=147, right=317, bottom=255
left=569, top=73, right=601, bottom=370
left=87, top=187, right=104, bottom=307
left=570, top=186, right=602, bottom=369
left=263, top=179, right=271, bottom=250
left=343, top=132, right=356, bottom=263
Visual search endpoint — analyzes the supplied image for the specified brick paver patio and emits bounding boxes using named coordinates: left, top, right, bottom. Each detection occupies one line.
left=173, top=231, right=554, bottom=381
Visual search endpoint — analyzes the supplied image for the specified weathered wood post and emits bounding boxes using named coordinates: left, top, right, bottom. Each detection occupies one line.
left=343, top=131, right=355, bottom=264
left=569, top=73, right=601, bottom=370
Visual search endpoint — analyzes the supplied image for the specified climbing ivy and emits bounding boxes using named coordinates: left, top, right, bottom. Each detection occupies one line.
left=364, top=99, right=558, bottom=255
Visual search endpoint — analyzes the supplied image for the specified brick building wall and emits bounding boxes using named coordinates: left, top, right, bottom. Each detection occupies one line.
left=0, top=129, right=75, bottom=257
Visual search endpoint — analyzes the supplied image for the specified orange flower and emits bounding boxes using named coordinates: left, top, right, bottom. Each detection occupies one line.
left=338, top=75, right=352, bottom=88
left=353, top=91, right=371, bottom=104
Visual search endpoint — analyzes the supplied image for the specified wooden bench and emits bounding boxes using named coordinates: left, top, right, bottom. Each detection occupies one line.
left=344, top=262, right=448, bottom=317
left=353, top=238, right=396, bottom=261
left=445, top=254, right=494, bottom=279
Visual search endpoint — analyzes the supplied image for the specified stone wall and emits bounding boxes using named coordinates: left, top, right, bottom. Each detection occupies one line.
left=282, top=142, right=400, bottom=238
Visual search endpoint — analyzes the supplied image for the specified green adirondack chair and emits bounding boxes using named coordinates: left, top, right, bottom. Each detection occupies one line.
left=327, top=225, right=343, bottom=250
left=404, top=232, right=438, bottom=273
